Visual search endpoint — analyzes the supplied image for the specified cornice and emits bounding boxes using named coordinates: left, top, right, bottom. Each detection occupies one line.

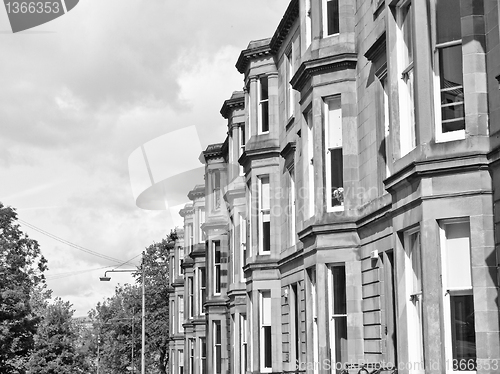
left=290, top=53, right=358, bottom=91
left=187, top=184, right=205, bottom=200
left=220, top=91, right=245, bottom=119
left=236, top=38, right=272, bottom=74
left=364, top=31, right=386, bottom=62
left=280, top=141, right=296, bottom=160
left=179, top=204, right=194, bottom=217
left=190, top=243, right=206, bottom=258
left=239, top=146, right=281, bottom=169
left=270, top=0, right=299, bottom=53
left=203, top=143, right=224, bottom=161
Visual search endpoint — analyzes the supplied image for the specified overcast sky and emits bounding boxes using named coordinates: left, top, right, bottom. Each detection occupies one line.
left=0, top=0, right=289, bottom=317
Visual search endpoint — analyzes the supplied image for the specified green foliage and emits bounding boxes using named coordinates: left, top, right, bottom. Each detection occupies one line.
left=0, top=203, right=47, bottom=373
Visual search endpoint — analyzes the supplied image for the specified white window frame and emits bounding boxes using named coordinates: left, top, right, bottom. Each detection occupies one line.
left=439, top=219, right=476, bottom=374
left=178, top=295, right=184, bottom=333
left=213, top=241, right=221, bottom=295
left=432, top=0, right=465, bottom=143
left=258, top=76, right=270, bottom=134
left=258, top=175, right=271, bottom=254
left=178, top=349, right=184, bottom=374
left=404, top=228, right=424, bottom=374
left=240, top=214, right=247, bottom=282
left=308, top=268, right=319, bottom=374
left=213, top=320, right=222, bottom=374
left=200, top=337, right=207, bottom=374
left=397, top=0, right=416, bottom=157
left=322, top=0, right=340, bottom=37
left=188, top=276, right=194, bottom=319
left=324, top=96, right=344, bottom=212
left=199, top=267, right=206, bottom=315
left=286, top=48, right=295, bottom=120
left=212, top=170, right=221, bottom=211
left=289, top=168, right=296, bottom=246
left=328, top=264, right=348, bottom=368
left=305, top=0, right=312, bottom=47
left=306, top=110, right=315, bottom=218
left=188, top=338, right=195, bottom=374
left=239, top=124, right=246, bottom=175
left=260, top=290, right=272, bottom=372
left=240, top=314, right=248, bottom=374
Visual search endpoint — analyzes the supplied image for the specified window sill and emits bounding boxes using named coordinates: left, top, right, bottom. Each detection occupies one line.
left=327, top=205, right=344, bottom=213
left=435, top=129, right=465, bottom=143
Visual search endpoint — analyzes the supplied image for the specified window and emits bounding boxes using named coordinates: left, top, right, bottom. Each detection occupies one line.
left=381, top=75, right=391, bottom=179
left=440, top=220, right=475, bottom=373
left=189, top=339, right=195, bottom=374
left=289, top=169, right=296, bottom=246
left=178, top=350, right=184, bottom=374
left=240, top=214, right=247, bottom=282
left=290, top=284, right=301, bottom=365
left=404, top=229, right=424, bottom=374
left=212, top=170, right=221, bottom=210
left=306, top=0, right=312, bottom=47
left=247, top=180, right=253, bottom=260
left=435, top=0, right=464, bottom=141
left=324, top=96, right=343, bottom=210
left=260, top=291, right=272, bottom=371
left=199, top=208, right=205, bottom=243
left=398, top=0, right=416, bottom=156
left=286, top=49, right=294, bottom=119
left=213, top=241, right=221, bottom=294
left=305, top=110, right=315, bottom=218
left=329, top=265, right=347, bottom=371
left=214, top=321, right=222, bottom=374
left=186, top=223, right=193, bottom=253
left=240, top=314, right=248, bottom=374
left=171, top=299, right=175, bottom=333
left=323, top=0, right=339, bottom=36
left=188, top=277, right=194, bottom=319
left=258, top=77, right=270, bottom=133
left=258, top=176, right=271, bottom=254
left=308, top=268, right=319, bottom=374
left=200, top=337, right=207, bottom=374
left=178, top=295, right=184, bottom=333
left=199, top=267, right=206, bottom=314
left=240, top=125, right=246, bottom=175
left=177, top=246, right=184, bottom=276
left=381, top=251, right=397, bottom=365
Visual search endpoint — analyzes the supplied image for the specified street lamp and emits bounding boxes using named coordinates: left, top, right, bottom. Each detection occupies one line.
left=99, top=253, right=146, bottom=374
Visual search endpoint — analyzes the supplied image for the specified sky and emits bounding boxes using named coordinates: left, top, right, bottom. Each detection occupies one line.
left=0, top=0, right=290, bottom=317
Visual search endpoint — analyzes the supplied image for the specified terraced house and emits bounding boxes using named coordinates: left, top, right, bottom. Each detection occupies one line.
left=168, top=0, right=500, bottom=373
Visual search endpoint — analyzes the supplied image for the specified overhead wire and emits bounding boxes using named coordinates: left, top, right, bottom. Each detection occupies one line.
left=18, top=219, right=125, bottom=264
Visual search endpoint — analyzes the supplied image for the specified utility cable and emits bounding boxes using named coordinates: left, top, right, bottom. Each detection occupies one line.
left=18, top=219, right=125, bottom=264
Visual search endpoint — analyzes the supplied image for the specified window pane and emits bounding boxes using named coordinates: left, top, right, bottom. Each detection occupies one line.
left=263, top=218, right=270, bottom=252
left=401, top=3, right=413, bottom=65
left=264, top=325, right=272, bottom=368
left=327, top=0, right=339, bottom=35
left=328, top=97, right=342, bottom=148
left=437, top=0, right=461, bottom=44
left=262, top=291, right=272, bottom=325
left=439, top=44, right=465, bottom=133
left=451, top=294, right=476, bottom=370
left=261, top=177, right=270, bottom=210
left=445, top=222, right=471, bottom=289
left=334, top=317, right=348, bottom=367
left=332, top=266, right=346, bottom=315
left=330, top=148, right=343, bottom=207
left=261, top=102, right=269, bottom=132
left=260, top=77, right=268, bottom=100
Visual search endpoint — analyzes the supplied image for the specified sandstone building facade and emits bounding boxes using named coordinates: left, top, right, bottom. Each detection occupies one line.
left=168, top=0, right=500, bottom=373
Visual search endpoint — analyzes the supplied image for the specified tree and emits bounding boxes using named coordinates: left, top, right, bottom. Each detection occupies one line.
left=88, top=231, right=173, bottom=374
left=0, top=203, right=47, bottom=373
left=27, top=298, right=88, bottom=374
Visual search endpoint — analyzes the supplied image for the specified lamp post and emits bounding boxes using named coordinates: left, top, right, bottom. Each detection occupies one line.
left=99, top=253, right=146, bottom=374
